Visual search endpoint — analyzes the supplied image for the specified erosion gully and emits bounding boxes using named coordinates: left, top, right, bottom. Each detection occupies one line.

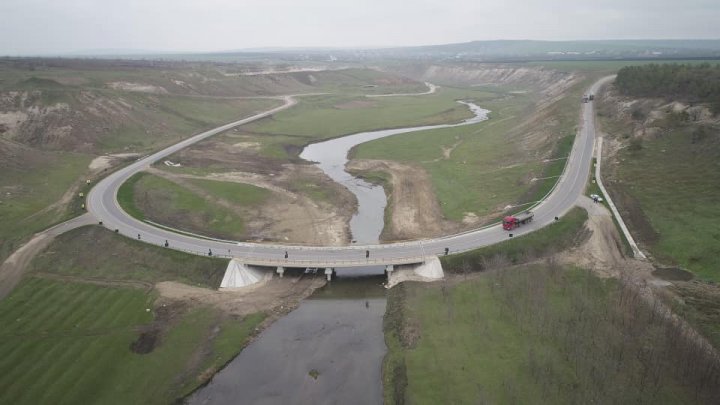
left=188, top=101, right=489, bottom=404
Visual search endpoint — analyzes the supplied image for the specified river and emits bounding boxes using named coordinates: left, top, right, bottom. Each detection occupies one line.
left=188, top=100, right=490, bottom=404
left=299, top=101, right=490, bottom=244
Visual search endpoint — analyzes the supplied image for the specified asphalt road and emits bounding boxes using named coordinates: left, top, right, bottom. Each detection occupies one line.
left=87, top=77, right=613, bottom=268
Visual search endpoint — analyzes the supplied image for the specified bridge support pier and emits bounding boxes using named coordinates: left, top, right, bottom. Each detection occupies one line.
left=385, top=265, right=394, bottom=280
left=324, top=268, right=334, bottom=281
left=276, top=266, right=285, bottom=278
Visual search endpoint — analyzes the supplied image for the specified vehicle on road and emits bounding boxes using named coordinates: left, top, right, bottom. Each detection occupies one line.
left=502, top=211, right=534, bottom=231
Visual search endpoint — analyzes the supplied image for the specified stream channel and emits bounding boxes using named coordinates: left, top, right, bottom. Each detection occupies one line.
left=188, top=101, right=490, bottom=404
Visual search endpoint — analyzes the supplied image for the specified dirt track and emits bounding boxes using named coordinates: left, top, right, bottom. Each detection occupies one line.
left=0, top=213, right=97, bottom=300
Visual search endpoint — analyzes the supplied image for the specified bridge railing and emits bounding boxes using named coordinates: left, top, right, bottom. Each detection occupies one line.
left=233, top=256, right=427, bottom=267
left=111, top=228, right=428, bottom=266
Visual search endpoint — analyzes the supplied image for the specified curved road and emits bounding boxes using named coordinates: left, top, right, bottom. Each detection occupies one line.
left=87, top=77, right=613, bottom=268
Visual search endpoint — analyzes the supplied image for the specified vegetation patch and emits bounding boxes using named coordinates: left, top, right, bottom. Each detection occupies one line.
left=353, top=78, right=588, bottom=223
left=29, top=225, right=226, bottom=288
left=600, top=98, right=720, bottom=281
left=0, top=150, right=92, bottom=263
left=236, top=87, right=484, bottom=161
left=666, top=281, right=720, bottom=351
left=615, top=63, right=720, bottom=113
left=0, top=277, right=265, bottom=405
left=117, top=172, right=148, bottom=220
left=441, top=207, right=588, bottom=273
left=0, top=224, right=267, bottom=404
left=120, top=173, right=257, bottom=241
left=383, top=265, right=720, bottom=404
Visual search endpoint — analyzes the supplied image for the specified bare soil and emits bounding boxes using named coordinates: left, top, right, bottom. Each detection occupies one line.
left=147, top=165, right=353, bottom=245
left=347, top=159, right=462, bottom=241
left=155, top=272, right=326, bottom=317
left=557, top=196, right=654, bottom=279
left=107, top=82, right=169, bottom=94
left=88, top=153, right=140, bottom=171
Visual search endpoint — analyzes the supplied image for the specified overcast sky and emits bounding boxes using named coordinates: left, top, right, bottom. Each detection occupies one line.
left=2, top=0, right=720, bottom=55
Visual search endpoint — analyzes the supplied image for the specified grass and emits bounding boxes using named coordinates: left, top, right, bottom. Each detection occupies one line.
left=94, top=95, right=281, bottom=153
left=0, top=150, right=92, bottom=263
left=441, top=207, right=588, bottom=273
left=117, top=171, right=148, bottom=220
left=30, top=225, right=227, bottom=287
left=0, top=278, right=265, bottom=405
left=0, top=224, right=267, bottom=404
left=666, top=282, right=720, bottom=351
left=119, top=172, right=271, bottom=241
left=383, top=265, right=717, bottom=404
left=0, top=63, right=426, bottom=99
left=352, top=77, right=590, bottom=223
left=0, top=67, right=282, bottom=264
left=187, top=178, right=270, bottom=206
left=525, top=134, right=575, bottom=203
left=233, top=87, right=488, bottom=161
left=352, top=88, right=532, bottom=221
left=605, top=119, right=720, bottom=281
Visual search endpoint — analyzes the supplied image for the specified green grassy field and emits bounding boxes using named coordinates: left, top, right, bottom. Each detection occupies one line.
left=383, top=265, right=718, bottom=404
left=617, top=130, right=720, bottom=280
left=119, top=172, right=270, bottom=241
left=352, top=77, right=591, bottom=222
left=215, top=87, right=491, bottom=162
left=95, top=95, right=282, bottom=153
left=0, top=225, right=265, bottom=405
left=30, top=225, right=227, bottom=287
left=599, top=110, right=720, bottom=281
left=441, top=207, right=588, bottom=273
left=0, top=150, right=92, bottom=263
left=0, top=278, right=264, bottom=405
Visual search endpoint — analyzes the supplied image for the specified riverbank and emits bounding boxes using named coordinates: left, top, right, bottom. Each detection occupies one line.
left=0, top=225, right=331, bottom=405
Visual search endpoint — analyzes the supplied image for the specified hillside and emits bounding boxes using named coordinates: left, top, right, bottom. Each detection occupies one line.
left=615, top=63, right=720, bottom=113
left=0, top=59, right=425, bottom=262
left=597, top=68, right=720, bottom=281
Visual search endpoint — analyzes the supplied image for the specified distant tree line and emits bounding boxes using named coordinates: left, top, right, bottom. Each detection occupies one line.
left=615, top=63, right=720, bottom=113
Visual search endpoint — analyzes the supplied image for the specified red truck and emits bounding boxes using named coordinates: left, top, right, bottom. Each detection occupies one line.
left=502, top=211, right=534, bottom=231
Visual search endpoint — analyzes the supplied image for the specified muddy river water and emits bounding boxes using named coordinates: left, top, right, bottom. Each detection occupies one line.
left=188, top=101, right=490, bottom=404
